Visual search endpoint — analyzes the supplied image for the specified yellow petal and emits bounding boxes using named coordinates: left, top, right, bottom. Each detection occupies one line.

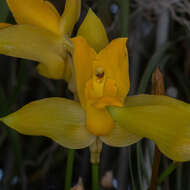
left=84, top=79, right=123, bottom=136
left=1, top=98, right=95, bottom=149
left=85, top=78, right=123, bottom=108
left=37, top=54, right=72, bottom=81
left=101, top=124, right=141, bottom=147
left=86, top=104, right=114, bottom=136
left=72, top=36, right=97, bottom=108
left=94, top=38, right=130, bottom=103
left=77, top=9, right=109, bottom=52
left=125, top=94, right=186, bottom=107
left=62, top=54, right=73, bottom=82
left=6, top=0, right=60, bottom=34
left=0, top=23, right=11, bottom=29
left=0, top=24, right=66, bottom=79
left=108, top=94, right=190, bottom=161
left=72, top=37, right=130, bottom=136
left=59, top=0, right=81, bottom=35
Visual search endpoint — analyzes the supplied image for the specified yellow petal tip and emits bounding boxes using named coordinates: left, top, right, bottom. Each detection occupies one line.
left=77, top=8, right=109, bottom=52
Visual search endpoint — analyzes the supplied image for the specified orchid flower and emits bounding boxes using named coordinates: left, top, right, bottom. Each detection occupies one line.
left=0, top=9, right=141, bottom=163
left=1, top=7, right=190, bottom=164
left=0, top=0, right=81, bottom=80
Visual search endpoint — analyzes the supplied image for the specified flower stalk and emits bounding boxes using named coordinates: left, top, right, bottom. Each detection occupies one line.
left=89, top=138, right=102, bottom=164
left=149, top=68, right=165, bottom=190
left=65, top=149, right=75, bottom=190
left=158, top=162, right=180, bottom=185
left=92, top=163, right=99, bottom=190
left=89, top=139, right=102, bottom=190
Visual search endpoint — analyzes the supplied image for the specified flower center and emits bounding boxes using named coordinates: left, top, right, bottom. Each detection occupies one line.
left=95, top=67, right=104, bottom=79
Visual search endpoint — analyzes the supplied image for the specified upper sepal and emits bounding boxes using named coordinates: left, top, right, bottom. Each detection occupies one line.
left=77, top=9, right=108, bottom=52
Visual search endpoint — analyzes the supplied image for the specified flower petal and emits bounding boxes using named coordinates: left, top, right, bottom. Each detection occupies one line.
left=72, top=36, right=97, bottom=108
left=77, top=9, right=108, bottom=52
left=101, top=124, right=141, bottom=147
left=6, top=0, right=60, bottom=34
left=0, top=24, right=66, bottom=79
left=1, top=98, right=95, bottom=149
left=86, top=104, right=114, bottom=136
left=95, top=38, right=130, bottom=102
left=59, top=0, right=81, bottom=35
left=108, top=94, right=190, bottom=161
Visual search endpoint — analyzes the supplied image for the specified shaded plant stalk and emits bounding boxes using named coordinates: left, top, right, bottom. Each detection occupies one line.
left=92, top=164, right=99, bottom=190
left=90, top=139, right=102, bottom=190
left=149, top=68, right=165, bottom=190
left=64, top=149, right=75, bottom=190
left=158, top=162, right=180, bottom=185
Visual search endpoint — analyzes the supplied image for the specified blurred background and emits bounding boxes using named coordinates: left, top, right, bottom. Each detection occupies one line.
left=0, top=0, right=190, bottom=189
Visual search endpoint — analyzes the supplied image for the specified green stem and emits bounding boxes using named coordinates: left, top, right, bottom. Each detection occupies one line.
left=64, top=149, right=75, bottom=190
left=129, top=148, right=137, bottom=190
left=158, top=162, right=180, bottom=185
left=119, top=0, right=130, bottom=37
left=0, top=0, right=9, bottom=21
left=136, top=142, right=143, bottom=190
left=176, top=165, right=182, bottom=190
left=92, top=164, right=99, bottom=190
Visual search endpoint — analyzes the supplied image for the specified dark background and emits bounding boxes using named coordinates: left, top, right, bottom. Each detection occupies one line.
left=0, top=0, right=190, bottom=189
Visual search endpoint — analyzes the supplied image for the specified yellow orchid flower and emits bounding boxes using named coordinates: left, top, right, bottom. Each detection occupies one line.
left=0, top=36, right=141, bottom=150
left=108, top=94, right=190, bottom=162
left=0, top=10, right=141, bottom=162
left=0, top=0, right=81, bottom=80
left=1, top=7, right=190, bottom=164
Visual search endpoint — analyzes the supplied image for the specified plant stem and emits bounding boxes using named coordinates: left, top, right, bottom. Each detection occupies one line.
left=136, top=142, right=143, bottom=189
left=92, top=163, right=99, bottom=190
left=158, top=162, right=180, bottom=185
left=64, top=149, right=75, bottom=190
left=129, top=147, right=137, bottom=190
left=149, top=146, right=161, bottom=190
left=0, top=0, right=9, bottom=21
left=118, top=1, right=131, bottom=189
left=148, top=68, right=165, bottom=190
left=119, top=0, right=130, bottom=37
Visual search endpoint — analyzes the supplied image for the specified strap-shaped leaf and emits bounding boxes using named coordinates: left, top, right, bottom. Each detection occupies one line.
left=1, top=98, right=95, bottom=149
left=108, top=94, right=190, bottom=161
